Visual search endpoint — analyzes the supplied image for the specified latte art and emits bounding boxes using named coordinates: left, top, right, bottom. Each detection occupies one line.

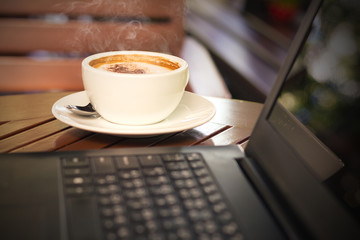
left=89, top=54, right=180, bottom=74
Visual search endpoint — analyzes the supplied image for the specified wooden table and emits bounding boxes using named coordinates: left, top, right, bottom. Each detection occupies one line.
left=0, top=92, right=262, bottom=153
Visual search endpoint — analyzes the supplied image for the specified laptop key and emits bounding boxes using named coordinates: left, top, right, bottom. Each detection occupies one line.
left=121, top=178, right=145, bottom=188
left=92, top=156, right=116, bottom=174
left=62, top=157, right=89, bottom=168
left=64, top=176, right=92, bottom=185
left=162, top=153, right=185, bottom=162
left=165, top=161, right=188, bottom=170
left=66, top=186, right=94, bottom=196
left=96, top=184, right=120, bottom=195
left=94, top=175, right=118, bottom=185
left=119, top=169, right=141, bottom=179
left=185, top=153, right=202, bottom=161
left=64, top=168, right=91, bottom=176
left=114, top=155, right=139, bottom=169
left=139, top=154, right=162, bottom=166
left=142, top=167, right=165, bottom=176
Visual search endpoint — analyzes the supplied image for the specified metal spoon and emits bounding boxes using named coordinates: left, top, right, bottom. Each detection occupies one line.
left=66, top=103, right=98, bottom=116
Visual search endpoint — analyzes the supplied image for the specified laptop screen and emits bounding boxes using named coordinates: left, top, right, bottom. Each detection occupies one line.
left=269, top=0, right=359, bottom=220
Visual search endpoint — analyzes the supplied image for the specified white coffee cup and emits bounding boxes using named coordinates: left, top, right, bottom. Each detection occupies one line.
left=82, top=51, right=189, bottom=125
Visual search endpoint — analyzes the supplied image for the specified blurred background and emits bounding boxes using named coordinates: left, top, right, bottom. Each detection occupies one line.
left=187, top=0, right=310, bottom=102
left=0, top=0, right=310, bottom=102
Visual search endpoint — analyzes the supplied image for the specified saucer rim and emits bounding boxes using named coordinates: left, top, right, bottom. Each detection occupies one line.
left=51, top=91, right=216, bottom=137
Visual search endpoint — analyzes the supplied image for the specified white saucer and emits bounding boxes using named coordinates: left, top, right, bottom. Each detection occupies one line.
left=52, top=91, right=216, bottom=137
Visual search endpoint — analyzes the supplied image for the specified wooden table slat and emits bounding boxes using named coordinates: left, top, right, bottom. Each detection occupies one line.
left=0, top=91, right=72, bottom=122
left=0, top=119, right=69, bottom=152
left=0, top=116, right=53, bottom=140
left=0, top=92, right=263, bottom=153
left=199, top=126, right=252, bottom=146
left=155, top=122, right=229, bottom=147
left=11, top=127, right=93, bottom=153
left=206, top=97, right=263, bottom=127
left=57, top=133, right=124, bottom=152
left=107, top=133, right=177, bottom=149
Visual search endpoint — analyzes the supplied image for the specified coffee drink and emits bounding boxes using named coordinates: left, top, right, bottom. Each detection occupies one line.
left=89, top=54, right=180, bottom=74
left=82, top=51, right=189, bottom=125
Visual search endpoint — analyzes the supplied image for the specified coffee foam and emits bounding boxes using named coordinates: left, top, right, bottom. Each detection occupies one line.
left=89, top=54, right=181, bottom=74
left=98, top=62, right=172, bottom=74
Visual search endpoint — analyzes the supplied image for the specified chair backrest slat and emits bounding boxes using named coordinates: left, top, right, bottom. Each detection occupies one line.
left=0, top=18, right=182, bottom=54
left=0, top=0, right=184, bottom=55
left=0, top=0, right=185, bottom=92
left=0, top=0, right=182, bottom=18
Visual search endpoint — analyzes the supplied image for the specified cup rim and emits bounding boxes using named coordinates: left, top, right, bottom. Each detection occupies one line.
left=82, top=50, right=188, bottom=77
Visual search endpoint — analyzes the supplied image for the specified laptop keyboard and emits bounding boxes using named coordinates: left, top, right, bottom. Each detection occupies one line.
left=61, top=152, right=242, bottom=240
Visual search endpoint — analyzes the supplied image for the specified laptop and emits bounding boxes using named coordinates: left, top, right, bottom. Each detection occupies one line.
left=1, top=0, right=359, bottom=239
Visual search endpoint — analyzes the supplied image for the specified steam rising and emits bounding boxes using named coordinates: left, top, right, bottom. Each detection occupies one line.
left=54, top=0, right=184, bottom=55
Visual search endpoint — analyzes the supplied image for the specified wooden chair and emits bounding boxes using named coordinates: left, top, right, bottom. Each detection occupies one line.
left=0, top=0, right=230, bottom=98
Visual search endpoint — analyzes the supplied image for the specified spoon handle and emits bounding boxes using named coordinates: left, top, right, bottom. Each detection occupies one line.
left=66, top=103, right=98, bottom=116
left=76, top=103, right=96, bottom=112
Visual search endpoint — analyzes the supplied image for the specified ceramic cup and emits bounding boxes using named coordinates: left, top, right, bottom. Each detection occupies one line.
left=82, top=51, right=189, bottom=125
